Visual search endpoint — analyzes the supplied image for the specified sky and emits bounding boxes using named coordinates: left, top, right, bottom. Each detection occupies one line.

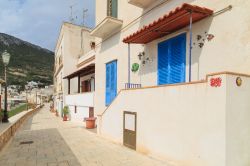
left=0, top=0, right=95, bottom=51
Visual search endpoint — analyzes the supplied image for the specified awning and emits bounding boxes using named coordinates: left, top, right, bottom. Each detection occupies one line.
left=63, top=64, right=95, bottom=79
left=123, top=3, right=213, bottom=44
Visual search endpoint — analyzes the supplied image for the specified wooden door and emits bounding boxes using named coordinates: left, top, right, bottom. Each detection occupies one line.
left=89, top=107, right=94, bottom=118
left=123, top=111, right=136, bottom=150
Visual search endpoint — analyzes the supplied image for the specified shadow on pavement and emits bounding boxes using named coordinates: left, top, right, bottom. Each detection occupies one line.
left=0, top=128, right=81, bottom=166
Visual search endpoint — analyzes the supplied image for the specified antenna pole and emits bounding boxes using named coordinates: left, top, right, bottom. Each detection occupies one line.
left=70, top=5, right=74, bottom=23
left=82, top=9, right=88, bottom=26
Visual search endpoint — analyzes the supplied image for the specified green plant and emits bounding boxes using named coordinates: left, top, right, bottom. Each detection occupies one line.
left=9, top=104, right=28, bottom=118
left=131, top=63, right=139, bottom=72
left=62, top=106, right=69, bottom=116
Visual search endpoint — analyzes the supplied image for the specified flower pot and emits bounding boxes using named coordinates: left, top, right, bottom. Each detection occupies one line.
left=84, top=117, right=96, bottom=129
left=63, top=115, right=67, bottom=121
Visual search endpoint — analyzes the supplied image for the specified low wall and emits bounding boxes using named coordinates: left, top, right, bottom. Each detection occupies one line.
left=65, top=92, right=94, bottom=107
left=98, top=72, right=250, bottom=166
left=0, top=105, right=43, bottom=151
left=65, top=92, right=94, bottom=122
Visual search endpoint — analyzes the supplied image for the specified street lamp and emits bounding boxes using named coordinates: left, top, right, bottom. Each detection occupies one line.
left=2, top=50, right=11, bottom=123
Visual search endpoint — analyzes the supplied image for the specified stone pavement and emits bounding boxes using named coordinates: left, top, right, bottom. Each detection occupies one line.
left=0, top=104, right=170, bottom=166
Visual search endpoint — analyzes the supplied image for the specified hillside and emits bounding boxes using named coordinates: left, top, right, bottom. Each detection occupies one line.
left=0, top=33, right=54, bottom=89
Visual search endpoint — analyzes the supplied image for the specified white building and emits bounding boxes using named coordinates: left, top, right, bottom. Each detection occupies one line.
left=54, top=22, right=94, bottom=120
left=88, top=0, right=250, bottom=166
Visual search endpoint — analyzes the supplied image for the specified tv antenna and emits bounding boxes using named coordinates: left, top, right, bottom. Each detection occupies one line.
left=69, top=3, right=77, bottom=23
left=82, top=9, right=88, bottom=26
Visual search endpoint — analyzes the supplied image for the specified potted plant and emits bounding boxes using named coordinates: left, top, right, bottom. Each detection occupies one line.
left=62, top=106, right=69, bottom=121
left=84, top=117, right=97, bottom=129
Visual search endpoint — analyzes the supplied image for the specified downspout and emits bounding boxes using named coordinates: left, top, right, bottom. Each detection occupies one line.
left=128, top=43, right=131, bottom=88
left=188, top=11, right=193, bottom=82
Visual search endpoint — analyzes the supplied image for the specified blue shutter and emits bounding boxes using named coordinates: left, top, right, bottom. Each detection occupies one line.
left=158, top=33, right=186, bottom=85
left=105, top=64, right=111, bottom=105
left=111, top=61, right=117, bottom=101
left=158, top=41, right=169, bottom=85
left=106, top=60, right=117, bottom=106
left=168, top=34, right=186, bottom=84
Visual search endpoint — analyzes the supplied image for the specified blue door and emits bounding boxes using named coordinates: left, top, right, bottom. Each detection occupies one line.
left=106, top=60, right=117, bottom=106
left=158, top=33, right=186, bottom=85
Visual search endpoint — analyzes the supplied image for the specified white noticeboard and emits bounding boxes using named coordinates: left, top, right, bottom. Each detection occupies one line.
left=125, top=113, right=135, bottom=131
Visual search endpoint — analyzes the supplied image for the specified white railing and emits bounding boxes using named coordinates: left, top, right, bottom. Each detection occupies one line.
left=65, top=92, right=94, bottom=107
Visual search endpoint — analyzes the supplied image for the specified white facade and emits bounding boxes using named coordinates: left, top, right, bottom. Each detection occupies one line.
left=65, top=92, right=94, bottom=122
left=91, top=0, right=250, bottom=165
left=54, top=22, right=94, bottom=118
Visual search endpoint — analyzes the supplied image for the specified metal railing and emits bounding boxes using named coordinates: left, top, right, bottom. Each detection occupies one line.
left=125, top=83, right=142, bottom=89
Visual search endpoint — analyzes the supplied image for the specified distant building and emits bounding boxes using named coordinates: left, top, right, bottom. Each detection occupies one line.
left=25, top=81, right=39, bottom=90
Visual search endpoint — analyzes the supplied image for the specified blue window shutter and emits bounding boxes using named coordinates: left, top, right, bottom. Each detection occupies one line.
left=105, top=60, right=117, bottom=106
left=158, top=33, right=186, bottom=85
left=110, top=61, right=117, bottom=102
left=158, top=41, right=169, bottom=85
left=105, top=64, right=111, bottom=105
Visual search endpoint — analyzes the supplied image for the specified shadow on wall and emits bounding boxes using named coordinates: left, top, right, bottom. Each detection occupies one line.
left=136, top=4, right=214, bottom=81
left=191, top=16, right=214, bottom=80
left=100, top=32, right=122, bottom=53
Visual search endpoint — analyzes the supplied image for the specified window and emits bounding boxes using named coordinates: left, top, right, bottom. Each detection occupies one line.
left=107, top=0, right=118, bottom=18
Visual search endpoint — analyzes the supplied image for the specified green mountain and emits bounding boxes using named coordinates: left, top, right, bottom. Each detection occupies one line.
left=0, top=33, right=54, bottom=89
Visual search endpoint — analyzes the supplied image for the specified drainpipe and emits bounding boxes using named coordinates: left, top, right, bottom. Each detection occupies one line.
left=128, top=43, right=131, bottom=87
left=188, top=11, right=193, bottom=82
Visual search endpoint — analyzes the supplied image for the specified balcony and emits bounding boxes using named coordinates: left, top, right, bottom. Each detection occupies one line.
left=77, top=49, right=95, bottom=69
left=65, top=92, right=94, bottom=107
left=128, top=0, right=155, bottom=8
left=90, top=16, right=123, bottom=39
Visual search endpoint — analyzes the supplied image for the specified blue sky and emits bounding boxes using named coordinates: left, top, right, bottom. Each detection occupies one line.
left=0, top=0, right=95, bottom=51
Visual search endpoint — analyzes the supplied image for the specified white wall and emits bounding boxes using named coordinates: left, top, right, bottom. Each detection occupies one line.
left=94, top=0, right=250, bottom=116
left=68, top=105, right=89, bottom=122
left=65, top=92, right=94, bottom=122
left=98, top=73, right=250, bottom=166
left=225, top=74, right=250, bottom=166
left=65, top=92, right=94, bottom=107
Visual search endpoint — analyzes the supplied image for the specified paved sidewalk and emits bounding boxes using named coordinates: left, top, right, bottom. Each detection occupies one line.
left=0, top=104, right=169, bottom=166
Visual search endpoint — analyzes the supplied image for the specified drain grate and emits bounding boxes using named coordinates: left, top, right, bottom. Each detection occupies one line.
left=20, top=141, right=34, bottom=145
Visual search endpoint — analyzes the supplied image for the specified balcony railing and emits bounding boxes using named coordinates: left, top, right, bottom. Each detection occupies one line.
left=125, top=83, right=142, bottom=89
left=65, top=92, right=94, bottom=107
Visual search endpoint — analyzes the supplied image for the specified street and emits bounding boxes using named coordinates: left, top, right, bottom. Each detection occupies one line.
left=0, top=104, right=168, bottom=166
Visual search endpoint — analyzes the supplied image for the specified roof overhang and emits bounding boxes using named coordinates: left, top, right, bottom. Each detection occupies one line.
left=123, top=3, right=213, bottom=44
left=63, top=64, right=95, bottom=79
left=90, top=16, right=123, bottom=39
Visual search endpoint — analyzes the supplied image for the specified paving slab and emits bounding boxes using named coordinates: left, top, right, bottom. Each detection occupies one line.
left=0, top=104, right=170, bottom=166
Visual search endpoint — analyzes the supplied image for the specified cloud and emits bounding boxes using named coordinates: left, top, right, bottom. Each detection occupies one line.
left=0, top=0, right=95, bottom=51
